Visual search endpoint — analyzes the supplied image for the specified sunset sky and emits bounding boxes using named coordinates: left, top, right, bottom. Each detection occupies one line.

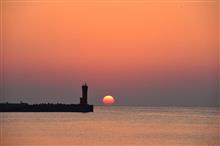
left=0, top=0, right=219, bottom=106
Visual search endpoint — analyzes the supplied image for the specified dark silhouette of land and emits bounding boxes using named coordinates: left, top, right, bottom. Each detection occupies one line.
left=0, top=83, right=93, bottom=112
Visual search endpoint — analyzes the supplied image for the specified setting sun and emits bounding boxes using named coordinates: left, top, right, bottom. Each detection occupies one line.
left=103, top=95, right=115, bottom=105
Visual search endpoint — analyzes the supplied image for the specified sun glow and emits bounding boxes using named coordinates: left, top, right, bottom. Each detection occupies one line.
left=103, top=95, right=115, bottom=105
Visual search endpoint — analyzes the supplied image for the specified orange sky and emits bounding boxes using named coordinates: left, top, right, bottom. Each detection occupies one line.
left=0, top=0, right=219, bottom=105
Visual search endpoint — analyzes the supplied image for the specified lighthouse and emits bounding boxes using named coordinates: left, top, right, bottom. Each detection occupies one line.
left=80, top=83, right=88, bottom=105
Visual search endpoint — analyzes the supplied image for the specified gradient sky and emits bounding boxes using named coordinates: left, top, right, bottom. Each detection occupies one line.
left=0, top=0, right=219, bottom=106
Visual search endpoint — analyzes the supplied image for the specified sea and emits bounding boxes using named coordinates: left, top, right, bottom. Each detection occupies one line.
left=0, top=106, right=219, bottom=146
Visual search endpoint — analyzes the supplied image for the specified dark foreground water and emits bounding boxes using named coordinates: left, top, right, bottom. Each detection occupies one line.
left=0, top=106, right=219, bottom=146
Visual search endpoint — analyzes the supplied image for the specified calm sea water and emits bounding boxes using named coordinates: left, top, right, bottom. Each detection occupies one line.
left=0, top=106, right=219, bottom=146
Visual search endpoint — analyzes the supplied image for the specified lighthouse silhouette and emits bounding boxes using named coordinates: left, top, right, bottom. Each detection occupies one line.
left=80, top=83, right=88, bottom=105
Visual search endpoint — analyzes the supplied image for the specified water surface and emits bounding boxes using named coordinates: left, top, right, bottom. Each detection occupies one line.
left=0, top=106, right=219, bottom=145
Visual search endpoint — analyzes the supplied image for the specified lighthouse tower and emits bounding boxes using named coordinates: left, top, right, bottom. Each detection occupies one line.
left=80, top=83, right=88, bottom=105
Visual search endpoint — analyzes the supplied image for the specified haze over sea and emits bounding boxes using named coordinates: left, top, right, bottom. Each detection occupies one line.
left=0, top=106, right=219, bottom=146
